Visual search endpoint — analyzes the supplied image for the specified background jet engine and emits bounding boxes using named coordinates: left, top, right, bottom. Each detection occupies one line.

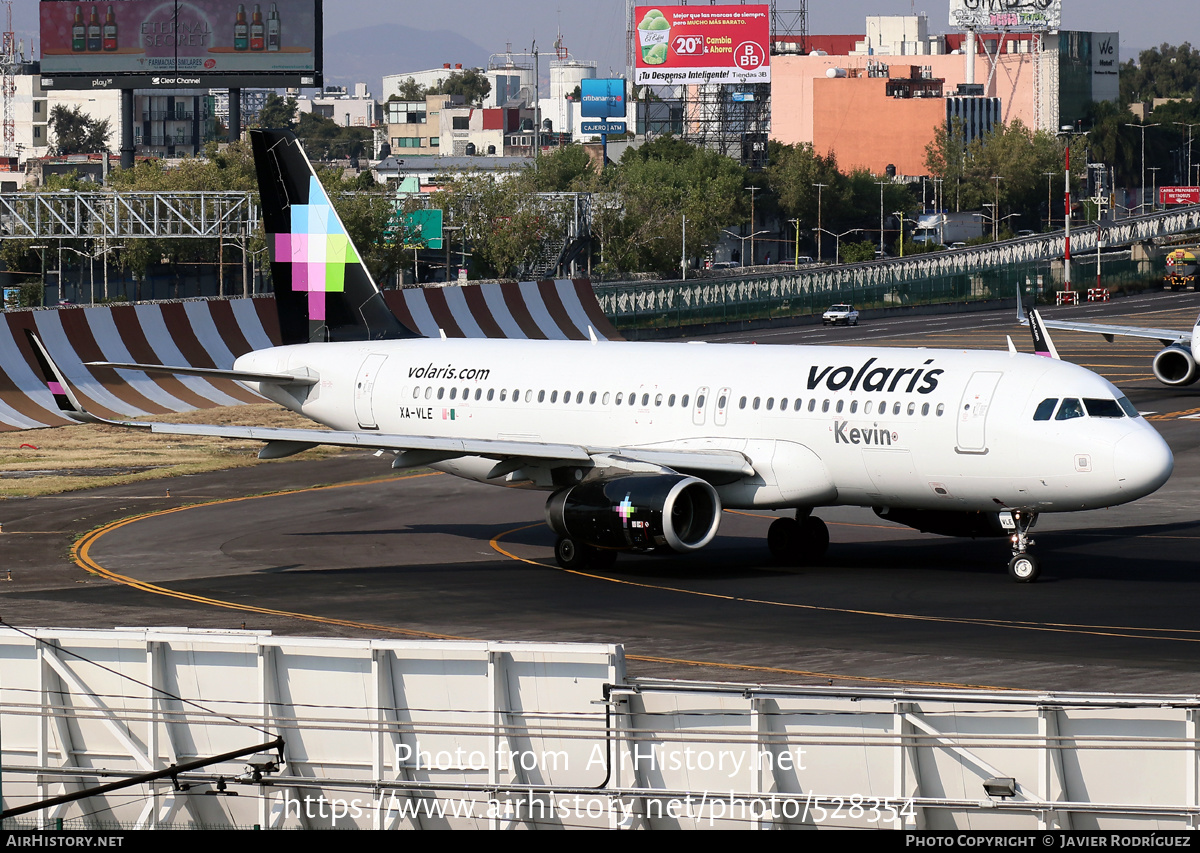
left=546, top=474, right=722, bottom=552
left=1152, top=344, right=1200, bottom=386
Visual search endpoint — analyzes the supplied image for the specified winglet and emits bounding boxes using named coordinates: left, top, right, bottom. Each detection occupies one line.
left=1028, top=309, right=1061, bottom=359
left=23, top=330, right=145, bottom=427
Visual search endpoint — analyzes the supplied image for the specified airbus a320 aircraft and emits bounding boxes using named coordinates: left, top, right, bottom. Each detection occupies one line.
left=30, top=130, right=1174, bottom=583
left=1038, top=307, right=1200, bottom=388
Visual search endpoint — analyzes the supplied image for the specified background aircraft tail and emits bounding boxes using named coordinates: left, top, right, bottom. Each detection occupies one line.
left=251, top=129, right=418, bottom=345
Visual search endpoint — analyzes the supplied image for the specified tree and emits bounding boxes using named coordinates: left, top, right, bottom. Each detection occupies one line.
left=395, top=77, right=426, bottom=101
left=256, top=93, right=298, bottom=130
left=48, top=104, right=111, bottom=155
left=1120, top=43, right=1200, bottom=105
left=430, top=69, right=491, bottom=105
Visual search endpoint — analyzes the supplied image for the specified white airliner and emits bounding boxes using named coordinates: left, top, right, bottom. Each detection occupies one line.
left=1038, top=307, right=1200, bottom=387
left=28, top=130, right=1175, bottom=583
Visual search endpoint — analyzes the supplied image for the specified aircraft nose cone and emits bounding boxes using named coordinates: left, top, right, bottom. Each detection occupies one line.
left=1114, top=428, right=1173, bottom=499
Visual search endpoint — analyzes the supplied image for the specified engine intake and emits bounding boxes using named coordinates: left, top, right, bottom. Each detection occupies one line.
left=546, top=474, right=722, bottom=552
left=1152, top=344, right=1200, bottom=386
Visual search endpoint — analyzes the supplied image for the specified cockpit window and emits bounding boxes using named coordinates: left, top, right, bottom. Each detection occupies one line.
left=1055, top=398, right=1085, bottom=420
left=1083, top=398, right=1125, bottom=418
left=1033, top=398, right=1058, bottom=421
left=1118, top=396, right=1140, bottom=418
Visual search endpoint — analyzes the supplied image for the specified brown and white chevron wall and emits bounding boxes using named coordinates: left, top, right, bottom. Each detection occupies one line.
left=0, top=280, right=620, bottom=431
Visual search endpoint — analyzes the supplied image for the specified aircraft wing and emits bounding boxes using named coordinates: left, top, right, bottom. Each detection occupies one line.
left=1038, top=318, right=1190, bottom=347
left=146, top=422, right=756, bottom=477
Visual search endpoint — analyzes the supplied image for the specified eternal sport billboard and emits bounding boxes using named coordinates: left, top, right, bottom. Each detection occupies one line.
left=949, top=0, right=1061, bottom=32
left=634, top=5, right=770, bottom=86
left=39, top=0, right=322, bottom=90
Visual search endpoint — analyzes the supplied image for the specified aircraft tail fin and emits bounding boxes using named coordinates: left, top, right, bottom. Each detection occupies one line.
left=250, top=129, right=418, bottom=345
left=1028, top=309, right=1061, bottom=359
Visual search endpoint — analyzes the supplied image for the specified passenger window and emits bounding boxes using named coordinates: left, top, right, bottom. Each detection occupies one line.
left=487, top=389, right=494, bottom=401
left=753, top=397, right=761, bottom=410
left=780, top=398, right=787, bottom=410
left=1084, top=398, right=1124, bottom=418
left=462, top=387, right=468, bottom=399
left=695, top=394, right=704, bottom=409
left=1056, top=398, right=1085, bottom=420
left=1033, top=398, right=1058, bottom=420
left=589, top=391, right=597, bottom=405
left=865, top=401, right=873, bottom=414
left=807, top=399, right=816, bottom=412
left=425, top=387, right=433, bottom=400
left=907, top=402, right=915, bottom=416
left=836, top=399, right=844, bottom=413
left=641, top=393, right=649, bottom=406
left=655, top=394, right=663, bottom=407
left=668, top=394, right=676, bottom=407
left=893, top=402, right=902, bottom=415
left=629, top=392, right=637, bottom=406
left=413, top=387, right=421, bottom=399
left=539, top=390, right=546, bottom=403
left=936, top=403, right=945, bottom=416
left=437, top=387, right=445, bottom=399
left=821, top=400, right=830, bottom=413
left=739, top=397, right=747, bottom=409
left=475, top=389, right=482, bottom=401
left=850, top=401, right=859, bottom=414
left=681, top=394, right=689, bottom=408
left=794, top=399, right=802, bottom=412
left=717, top=395, right=727, bottom=409
left=449, top=387, right=457, bottom=400
left=766, top=398, right=775, bottom=411
left=603, top=392, right=611, bottom=405
left=616, top=392, right=624, bottom=405
left=550, top=390, right=558, bottom=403
left=524, top=390, right=532, bottom=403
left=921, top=402, right=929, bottom=416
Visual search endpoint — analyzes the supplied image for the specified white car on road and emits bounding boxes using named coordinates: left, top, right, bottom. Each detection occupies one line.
left=822, top=304, right=859, bottom=326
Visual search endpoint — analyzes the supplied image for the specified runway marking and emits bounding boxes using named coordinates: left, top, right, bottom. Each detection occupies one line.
left=488, top=525, right=1200, bottom=646
left=1147, top=407, right=1200, bottom=421
left=71, top=472, right=469, bottom=642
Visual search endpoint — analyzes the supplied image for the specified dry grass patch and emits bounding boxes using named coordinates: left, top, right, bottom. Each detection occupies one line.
left=0, top=405, right=345, bottom=497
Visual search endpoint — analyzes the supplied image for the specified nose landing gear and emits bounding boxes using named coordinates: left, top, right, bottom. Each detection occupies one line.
left=1004, top=510, right=1040, bottom=583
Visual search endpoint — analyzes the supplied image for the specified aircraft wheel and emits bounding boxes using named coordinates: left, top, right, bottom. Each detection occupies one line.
left=767, top=517, right=800, bottom=561
left=801, top=516, right=830, bottom=557
left=1008, top=553, right=1040, bottom=583
left=555, top=537, right=591, bottom=570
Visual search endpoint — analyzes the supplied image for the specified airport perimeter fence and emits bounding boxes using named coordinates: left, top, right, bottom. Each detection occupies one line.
left=595, top=254, right=1163, bottom=332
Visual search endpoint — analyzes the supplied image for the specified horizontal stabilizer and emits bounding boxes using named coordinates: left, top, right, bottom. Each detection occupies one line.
left=87, top=361, right=319, bottom=386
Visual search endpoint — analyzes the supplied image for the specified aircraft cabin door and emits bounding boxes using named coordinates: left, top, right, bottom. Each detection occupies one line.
left=956, top=371, right=1002, bottom=453
left=693, top=386, right=710, bottom=426
left=354, top=353, right=388, bottom=430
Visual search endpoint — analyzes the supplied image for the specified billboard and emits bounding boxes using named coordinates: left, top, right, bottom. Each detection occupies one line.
left=949, top=0, right=1061, bottom=32
left=634, top=5, right=770, bottom=86
left=580, top=78, right=626, bottom=120
left=1160, top=187, right=1200, bottom=206
left=39, top=0, right=322, bottom=89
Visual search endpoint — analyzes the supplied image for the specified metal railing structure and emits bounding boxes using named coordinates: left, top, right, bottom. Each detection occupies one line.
left=4, top=628, right=1200, bottom=830
left=597, top=204, right=1200, bottom=331
left=0, top=191, right=257, bottom=241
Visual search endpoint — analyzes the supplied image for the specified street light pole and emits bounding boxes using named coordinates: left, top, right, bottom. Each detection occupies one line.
left=747, top=186, right=759, bottom=265
left=1148, top=166, right=1161, bottom=210
left=1124, top=121, right=1160, bottom=212
left=788, top=218, right=801, bottom=268
left=875, top=181, right=888, bottom=254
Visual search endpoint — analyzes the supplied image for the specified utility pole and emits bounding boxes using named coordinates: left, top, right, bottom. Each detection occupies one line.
left=875, top=181, right=888, bottom=254
left=812, top=182, right=827, bottom=262
left=1174, top=122, right=1200, bottom=187
left=746, top=186, right=759, bottom=265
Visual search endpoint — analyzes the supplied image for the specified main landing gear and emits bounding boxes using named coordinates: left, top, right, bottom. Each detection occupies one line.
left=554, top=537, right=618, bottom=570
left=767, top=509, right=830, bottom=566
left=1005, top=510, right=1040, bottom=583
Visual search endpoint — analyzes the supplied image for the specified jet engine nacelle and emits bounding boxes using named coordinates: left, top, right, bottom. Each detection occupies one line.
left=546, top=474, right=722, bottom=553
left=1152, top=344, right=1200, bottom=386
left=874, top=507, right=1007, bottom=538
